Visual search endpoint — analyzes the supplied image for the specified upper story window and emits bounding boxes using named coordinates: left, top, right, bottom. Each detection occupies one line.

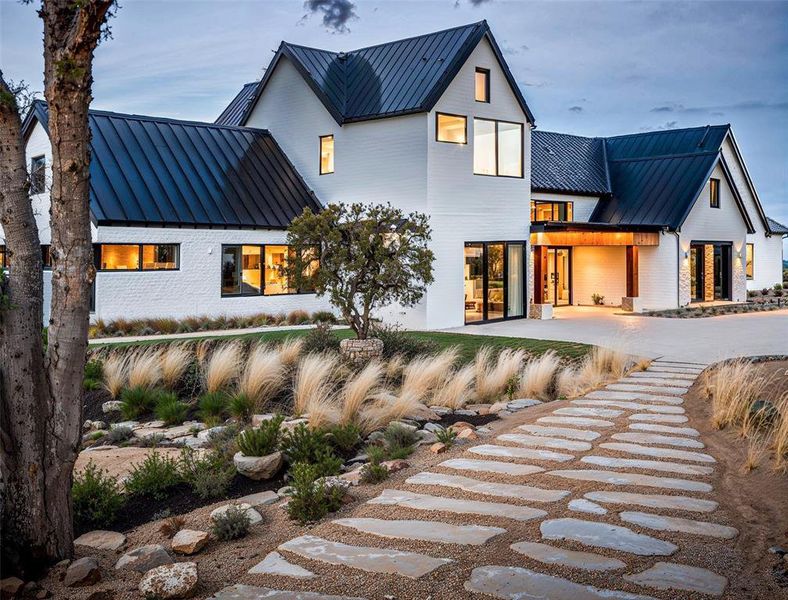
left=531, top=201, right=574, bottom=223
left=95, top=243, right=179, bottom=271
left=709, top=178, right=720, bottom=208
left=320, top=135, right=334, bottom=175
left=746, top=242, right=754, bottom=279
left=473, top=118, right=523, bottom=178
left=475, top=68, right=490, bottom=103
left=30, top=155, right=45, bottom=194
left=436, top=113, right=467, bottom=144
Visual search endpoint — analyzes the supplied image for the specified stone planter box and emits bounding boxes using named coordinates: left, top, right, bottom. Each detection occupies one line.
left=233, top=450, right=283, bottom=480
left=340, top=337, right=384, bottom=364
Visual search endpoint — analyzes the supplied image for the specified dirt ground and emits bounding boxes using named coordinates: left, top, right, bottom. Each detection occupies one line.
left=37, top=363, right=788, bottom=600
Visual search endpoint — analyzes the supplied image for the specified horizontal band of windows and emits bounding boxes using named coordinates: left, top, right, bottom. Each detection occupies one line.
left=95, top=243, right=180, bottom=271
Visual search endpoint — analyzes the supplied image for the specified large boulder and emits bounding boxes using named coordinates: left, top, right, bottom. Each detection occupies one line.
left=74, top=530, right=126, bottom=551
left=210, top=503, right=263, bottom=525
left=115, top=544, right=173, bottom=573
left=233, top=450, right=283, bottom=480
left=64, top=557, right=101, bottom=587
left=138, top=562, right=198, bottom=599
left=171, top=530, right=209, bottom=555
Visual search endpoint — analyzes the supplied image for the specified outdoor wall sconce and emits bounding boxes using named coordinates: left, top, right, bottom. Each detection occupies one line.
left=684, top=251, right=689, bottom=259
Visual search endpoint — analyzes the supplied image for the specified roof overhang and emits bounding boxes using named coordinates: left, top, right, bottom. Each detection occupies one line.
left=530, top=222, right=662, bottom=247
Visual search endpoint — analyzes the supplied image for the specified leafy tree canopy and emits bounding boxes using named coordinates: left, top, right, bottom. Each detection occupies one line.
left=286, top=203, right=434, bottom=339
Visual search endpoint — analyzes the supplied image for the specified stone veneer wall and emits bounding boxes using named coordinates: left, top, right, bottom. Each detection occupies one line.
left=704, top=245, right=715, bottom=301
left=340, top=338, right=384, bottom=364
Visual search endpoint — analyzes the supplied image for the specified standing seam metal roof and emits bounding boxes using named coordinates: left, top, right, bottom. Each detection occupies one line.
left=215, top=82, right=260, bottom=126
left=27, top=101, right=320, bottom=228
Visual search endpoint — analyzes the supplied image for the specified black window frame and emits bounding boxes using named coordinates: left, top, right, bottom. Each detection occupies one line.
left=474, top=68, right=490, bottom=103
left=0, top=244, right=52, bottom=269
left=220, top=243, right=319, bottom=298
left=319, top=134, right=334, bottom=175
left=30, top=155, right=46, bottom=195
left=435, top=112, right=468, bottom=144
left=530, top=200, right=574, bottom=223
left=94, top=243, right=180, bottom=272
left=746, top=242, right=754, bottom=280
left=709, top=178, right=720, bottom=208
left=473, top=117, right=524, bottom=179
left=0, top=245, right=7, bottom=269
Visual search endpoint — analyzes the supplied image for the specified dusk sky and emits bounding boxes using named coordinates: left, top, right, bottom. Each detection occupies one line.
left=2, top=0, right=786, bottom=246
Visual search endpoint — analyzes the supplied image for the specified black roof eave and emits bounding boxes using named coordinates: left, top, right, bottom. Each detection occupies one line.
left=530, top=221, right=666, bottom=233
left=95, top=219, right=289, bottom=231
left=532, top=187, right=609, bottom=198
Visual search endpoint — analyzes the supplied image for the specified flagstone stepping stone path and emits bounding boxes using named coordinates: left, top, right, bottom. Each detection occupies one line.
left=259, top=359, right=734, bottom=598
left=510, top=541, right=624, bottom=570
left=438, top=457, right=544, bottom=476
left=332, top=517, right=505, bottom=545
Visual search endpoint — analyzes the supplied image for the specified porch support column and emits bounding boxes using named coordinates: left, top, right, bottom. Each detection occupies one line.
left=625, top=245, right=639, bottom=297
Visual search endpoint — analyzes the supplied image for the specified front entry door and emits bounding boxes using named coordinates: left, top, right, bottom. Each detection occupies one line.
left=545, top=248, right=571, bottom=306
left=690, top=242, right=731, bottom=302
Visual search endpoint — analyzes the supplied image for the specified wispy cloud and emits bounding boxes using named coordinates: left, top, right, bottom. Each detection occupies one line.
left=569, top=106, right=583, bottom=113
left=302, top=0, right=357, bottom=33
left=650, top=101, right=788, bottom=114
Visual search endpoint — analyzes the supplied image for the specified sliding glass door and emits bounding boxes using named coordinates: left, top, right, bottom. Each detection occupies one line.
left=464, top=242, right=525, bottom=324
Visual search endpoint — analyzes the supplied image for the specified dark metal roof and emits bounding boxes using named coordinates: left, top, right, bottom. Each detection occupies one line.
left=215, top=82, right=259, bottom=126
left=767, top=217, right=788, bottom=235
left=531, top=130, right=610, bottom=195
left=27, top=101, right=321, bottom=229
left=236, top=21, right=535, bottom=126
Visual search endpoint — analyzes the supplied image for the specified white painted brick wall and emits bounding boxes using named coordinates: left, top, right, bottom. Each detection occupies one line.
left=571, top=246, right=626, bottom=306
left=639, top=232, right=680, bottom=310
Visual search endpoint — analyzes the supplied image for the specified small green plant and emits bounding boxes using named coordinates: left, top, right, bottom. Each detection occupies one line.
left=382, top=422, right=417, bottom=458
left=106, top=425, right=133, bottom=444
left=198, top=391, right=229, bottom=423
left=505, top=374, right=519, bottom=402
left=154, top=391, right=189, bottom=425
left=312, top=446, right=343, bottom=478
left=125, top=451, right=182, bottom=500
left=386, top=444, right=415, bottom=460
left=228, top=393, right=255, bottom=421
left=138, top=433, right=165, bottom=448
left=301, top=322, right=341, bottom=354
left=87, top=430, right=107, bottom=441
left=83, top=378, right=103, bottom=391
left=120, top=385, right=160, bottom=419
left=237, top=415, right=284, bottom=457
left=364, top=444, right=387, bottom=465
left=179, top=447, right=235, bottom=499
left=369, top=325, right=438, bottom=359
left=84, top=359, right=104, bottom=382
left=327, top=423, right=362, bottom=455
left=281, top=423, right=327, bottom=464
left=311, top=310, right=337, bottom=324
left=591, top=293, right=605, bottom=306
left=72, top=461, right=126, bottom=528
left=360, top=462, right=388, bottom=484
left=286, top=462, right=344, bottom=524
left=211, top=504, right=251, bottom=541
left=435, top=426, right=457, bottom=448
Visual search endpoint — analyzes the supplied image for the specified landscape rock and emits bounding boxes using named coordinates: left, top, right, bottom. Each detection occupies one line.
left=236, top=490, right=279, bottom=507
left=282, top=418, right=309, bottom=432
left=171, top=530, right=209, bottom=555
left=74, top=530, right=126, bottom=551
left=210, top=503, right=263, bottom=525
left=64, top=557, right=101, bottom=587
left=82, top=444, right=118, bottom=452
left=466, top=404, right=492, bottom=414
left=138, top=562, right=198, bottom=599
left=338, top=470, right=363, bottom=486
left=457, top=428, right=480, bottom=441
left=430, top=442, right=448, bottom=454
left=233, top=450, right=283, bottom=480
left=1, top=577, right=24, bottom=598
left=389, top=421, right=418, bottom=432
left=101, top=401, right=122, bottom=414
left=508, top=398, right=542, bottom=410
left=115, top=544, right=173, bottom=572
left=366, top=431, right=385, bottom=444
left=197, top=426, right=226, bottom=441
left=83, top=420, right=106, bottom=432
left=415, top=430, right=438, bottom=444
left=251, top=414, right=276, bottom=427
left=449, top=421, right=474, bottom=432
left=381, top=459, right=410, bottom=474
left=423, top=423, right=444, bottom=433
left=453, top=409, right=477, bottom=416
left=110, top=421, right=138, bottom=430
left=140, top=420, right=167, bottom=429
left=489, top=401, right=509, bottom=413
left=407, top=404, right=441, bottom=421
left=429, top=406, right=452, bottom=416
left=162, top=422, right=205, bottom=439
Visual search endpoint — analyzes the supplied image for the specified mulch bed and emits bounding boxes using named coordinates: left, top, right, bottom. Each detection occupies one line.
left=436, top=412, right=499, bottom=428
left=83, top=388, right=114, bottom=422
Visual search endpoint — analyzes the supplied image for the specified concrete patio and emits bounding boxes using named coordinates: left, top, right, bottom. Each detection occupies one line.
left=444, top=306, right=788, bottom=363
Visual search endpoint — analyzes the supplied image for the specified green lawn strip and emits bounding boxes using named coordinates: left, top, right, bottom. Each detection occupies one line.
left=89, top=327, right=589, bottom=362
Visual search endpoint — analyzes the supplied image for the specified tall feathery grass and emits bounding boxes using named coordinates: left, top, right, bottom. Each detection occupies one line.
left=238, top=344, right=285, bottom=409
left=292, top=353, right=338, bottom=428
left=432, top=365, right=476, bottom=410
left=774, top=392, right=788, bottom=472
left=706, top=359, right=765, bottom=430
left=161, top=345, right=192, bottom=389
left=359, top=390, right=423, bottom=434
left=517, top=351, right=560, bottom=400
left=103, top=353, right=129, bottom=398
left=556, top=346, right=634, bottom=398
left=203, top=342, right=242, bottom=394
left=127, top=350, right=162, bottom=390
left=474, top=347, right=526, bottom=402
left=340, top=361, right=384, bottom=426
left=400, top=348, right=459, bottom=402
left=279, top=337, right=304, bottom=367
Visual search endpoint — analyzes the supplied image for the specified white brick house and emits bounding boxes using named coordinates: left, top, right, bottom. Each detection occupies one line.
left=3, top=21, right=785, bottom=327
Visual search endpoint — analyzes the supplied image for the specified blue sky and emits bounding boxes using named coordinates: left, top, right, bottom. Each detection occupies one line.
left=2, top=0, right=786, bottom=245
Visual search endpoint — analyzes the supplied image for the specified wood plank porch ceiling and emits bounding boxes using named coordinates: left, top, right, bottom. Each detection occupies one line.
left=530, top=231, right=660, bottom=247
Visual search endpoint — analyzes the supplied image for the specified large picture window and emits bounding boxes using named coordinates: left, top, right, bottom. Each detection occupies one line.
left=473, top=118, right=523, bottom=177
left=96, top=244, right=179, bottom=271
left=222, top=244, right=319, bottom=297
left=436, top=113, right=467, bottom=144
left=531, top=201, right=574, bottom=223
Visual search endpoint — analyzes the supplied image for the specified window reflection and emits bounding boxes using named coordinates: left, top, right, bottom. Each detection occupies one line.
left=100, top=245, right=140, bottom=270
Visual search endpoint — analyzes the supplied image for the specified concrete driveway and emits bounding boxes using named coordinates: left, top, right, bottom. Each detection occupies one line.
left=444, top=306, right=788, bottom=362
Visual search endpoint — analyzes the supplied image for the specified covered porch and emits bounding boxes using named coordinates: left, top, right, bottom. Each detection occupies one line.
left=529, top=222, right=663, bottom=316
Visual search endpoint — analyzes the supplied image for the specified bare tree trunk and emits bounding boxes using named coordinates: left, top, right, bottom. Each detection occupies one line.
left=0, top=0, right=114, bottom=576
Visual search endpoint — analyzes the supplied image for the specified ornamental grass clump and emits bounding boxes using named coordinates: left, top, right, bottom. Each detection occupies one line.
left=198, top=391, right=229, bottom=424
left=278, top=337, right=304, bottom=367
left=203, top=342, right=242, bottom=393
left=706, top=359, right=764, bottom=430
left=431, top=364, right=476, bottom=410
left=339, top=361, right=384, bottom=426
left=474, top=347, right=526, bottom=402
left=102, top=353, right=129, bottom=398
left=292, top=353, right=339, bottom=427
left=400, top=348, right=459, bottom=402
left=382, top=422, right=418, bottom=459
left=127, top=349, right=163, bottom=390
left=517, top=350, right=560, bottom=400
left=237, top=344, right=285, bottom=409
left=228, top=393, right=255, bottom=421
left=120, top=385, right=160, bottom=419
left=237, top=415, right=284, bottom=457
left=154, top=391, right=190, bottom=425
left=357, top=390, right=423, bottom=434
left=160, top=344, right=192, bottom=389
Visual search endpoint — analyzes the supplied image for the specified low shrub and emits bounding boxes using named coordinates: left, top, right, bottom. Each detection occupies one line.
left=591, top=293, right=605, bottom=305
left=211, top=504, right=251, bottom=541
left=83, top=379, right=103, bottom=391
left=125, top=451, right=182, bottom=499
left=360, top=462, right=388, bottom=484
left=198, top=391, right=229, bottom=423
left=364, top=444, right=387, bottom=465
left=179, top=447, right=235, bottom=499
left=138, top=433, right=165, bottom=448
left=383, top=422, right=418, bottom=449
left=281, top=423, right=329, bottom=464
left=237, top=415, right=284, bottom=457
left=370, top=325, right=438, bottom=360
left=106, top=425, right=133, bottom=444
left=120, top=385, right=160, bottom=419
left=72, top=462, right=125, bottom=528
left=435, top=426, right=457, bottom=448
left=228, top=393, right=255, bottom=422
left=311, top=447, right=344, bottom=478
left=83, top=359, right=104, bottom=390
left=154, top=392, right=190, bottom=426
left=286, top=462, right=345, bottom=524
left=327, top=423, right=362, bottom=456
left=301, top=322, right=341, bottom=354
left=287, top=309, right=311, bottom=325
left=311, top=310, right=337, bottom=324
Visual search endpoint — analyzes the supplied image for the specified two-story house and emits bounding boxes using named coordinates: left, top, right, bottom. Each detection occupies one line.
left=4, top=21, right=786, bottom=327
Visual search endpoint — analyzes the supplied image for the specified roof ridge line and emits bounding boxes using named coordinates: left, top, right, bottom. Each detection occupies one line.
left=345, top=20, right=486, bottom=54
left=605, top=124, right=730, bottom=141
left=87, top=108, right=272, bottom=134
left=608, top=149, right=720, bottom=163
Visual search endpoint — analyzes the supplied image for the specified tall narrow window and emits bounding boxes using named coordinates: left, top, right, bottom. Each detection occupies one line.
left=320, top=135, right=334, bottom=175
left=264, top=245, right=292, bottom=295
left=222, top=245, right=262, bottom=296
left=709, top=178, right=720, bottom=208
left=746, top=242, right=754, bottom=279
left=474, top=68, right=489, bottom=102
left=436, top=113, right=467, bottom=144
left=473, top=118, right=523, bottom=177
left=30, top=155, right=45, bottom=194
